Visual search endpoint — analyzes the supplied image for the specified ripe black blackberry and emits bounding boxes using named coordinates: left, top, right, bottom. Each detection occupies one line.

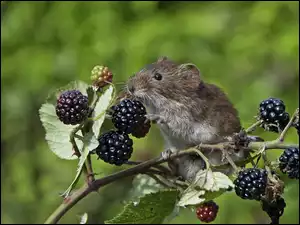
left=95, top=130, right=133, bottom=166
left=196, top=201, right=219, bottom=223
left=234, top=168, right=268, bottom=200
left=279, top=147, right=299, bottom=179
left=56, top=90, right=89, bottom=125
left=131, top=120, right=151, bottom=138
left=259, top=98, right=290, bottom=133
left=261, top=197, right=286, bottom=224
left=111, top=99, right=150, bottom=136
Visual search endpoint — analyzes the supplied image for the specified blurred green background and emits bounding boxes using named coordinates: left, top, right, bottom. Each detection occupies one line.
left=1, top=1, right=299, bottom=224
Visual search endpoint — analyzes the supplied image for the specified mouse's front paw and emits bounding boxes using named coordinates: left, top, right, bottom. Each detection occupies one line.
left=146, top=114, right=165, bottom=124
left=161, top=149, right=173, bottom=161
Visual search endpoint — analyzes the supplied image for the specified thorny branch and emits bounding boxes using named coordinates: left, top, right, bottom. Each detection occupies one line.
left=44, top=109, right=299, bottom=224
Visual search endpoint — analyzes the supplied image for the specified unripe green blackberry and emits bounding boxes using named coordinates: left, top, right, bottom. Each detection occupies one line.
left=91, top=65, right=113, bottom=89
left=259, top=97, right=290, bottom=133
left=95, top=130, right=133, bottom=166
left=56, top=90, right=89, bottom=125
left=234, top=168, right=268, bottom=200
left=279, top=147, right=299, bottom=179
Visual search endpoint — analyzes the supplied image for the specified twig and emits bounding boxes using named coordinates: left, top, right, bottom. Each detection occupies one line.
left=44, top=138, right=299, bottom=224
left=126, top=160, right=171, bottom=174
left=245, top=120, right=263, bottom=133
left=277, top=108, right=299, bottom=142
left=145, top=173, right=178, bottom=189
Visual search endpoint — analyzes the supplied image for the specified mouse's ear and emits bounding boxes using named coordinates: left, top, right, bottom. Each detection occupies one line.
left=157, top=56, right=169, bottom=63
left=179, top=63, right=201, bottom=80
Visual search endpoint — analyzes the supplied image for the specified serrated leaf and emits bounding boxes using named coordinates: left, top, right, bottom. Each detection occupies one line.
left=193, top=169, right=234, bottom=192
left=129, top=174, right=164, bottom=201
left=177, top=189, right=206, bottom=207
left=61, top=131, right=99, bottom=197
left=39, top=103, right=80, bottom=160
left=162, top=205, right=180, bottom=223
left=201, top=189, right=228, bottom=202
left=105, top=190, right=179, bottom=224
left=79, top=213, right=88, bottom=224
left=92, top=85, right=114, bottom=137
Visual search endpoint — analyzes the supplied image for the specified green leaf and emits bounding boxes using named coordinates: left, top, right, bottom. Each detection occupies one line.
left=192, top=169, right=234, bottom=192
left=105, top=189, right=179, bottom=224
left=202, top=189, right=228, bottom=202
left=162, top=205, right=180, bottom=224
left=129, top=174, right=165, bottom=200
left=39, top=103, right=81, bottom=160
left=61, top=131, right=99, bottom=198
left=177, top=169, right=234, bottom=207
left=92, top=85, right=114, bottom=137
left=177, top=189, right=206, bottom=207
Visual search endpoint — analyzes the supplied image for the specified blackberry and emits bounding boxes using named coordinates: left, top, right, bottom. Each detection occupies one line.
left=234, top=168, right=268, bottom=200
left=95, top=130, right=133, bottom=166
left=131, top=120, right=151, bottom=138
left=259, top=98, right=290, bottom=133
left=56, top=90, right=89, bottom=125
left=91, top=65, right=113, bottom=89
left=279, top=147, right=299, bottom=179
left=111, top=99, right=149, bottom=135
left=261, top=197, right=286, bottom=224
left=196, top=201, right=219, bottom=223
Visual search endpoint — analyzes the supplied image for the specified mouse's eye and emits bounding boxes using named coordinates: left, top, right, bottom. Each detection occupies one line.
left=154, top=72, right=162, bottom=81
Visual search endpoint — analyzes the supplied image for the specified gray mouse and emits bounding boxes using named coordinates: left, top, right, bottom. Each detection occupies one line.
left=124, top=56, right=249, bottom=182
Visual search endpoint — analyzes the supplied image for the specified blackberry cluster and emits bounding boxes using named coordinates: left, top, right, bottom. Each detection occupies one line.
left=56, top=90, right=89, bottom=125
left=279, top=147, right=299, bottom=179
left=259, top=98, right=290, bottom=133
left=234, top=168, right=268, bottom=200
left=90, top=65, right=113, bottom=89
left=261, top=197, right=286, bottom=224
left=111, top=99, right=150, bottom=138
left=95, top=130, right=133, bottom=166
left=196, top=201, right=219, bottom=223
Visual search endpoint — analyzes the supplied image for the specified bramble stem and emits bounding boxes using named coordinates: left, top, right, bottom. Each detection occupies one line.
left=245, top=120, right=263, bottom=133
left=45, top=110, right=299, bottom=224
left=277, top=108, right=299, bottom=142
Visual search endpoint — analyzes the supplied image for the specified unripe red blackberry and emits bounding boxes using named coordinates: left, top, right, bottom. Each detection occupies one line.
left=111, top=99, right=150, bottom=137
left=95, top=130, right=133, bottom=166
left=196, top=201, right=219, bottom=223
left=56, top=90, right=89, bottom=125
left=234, top=168, right=268, bottom=200
left=91, top=65, right=113, bottom=89
left=258, top=97, right=290, bottom=133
